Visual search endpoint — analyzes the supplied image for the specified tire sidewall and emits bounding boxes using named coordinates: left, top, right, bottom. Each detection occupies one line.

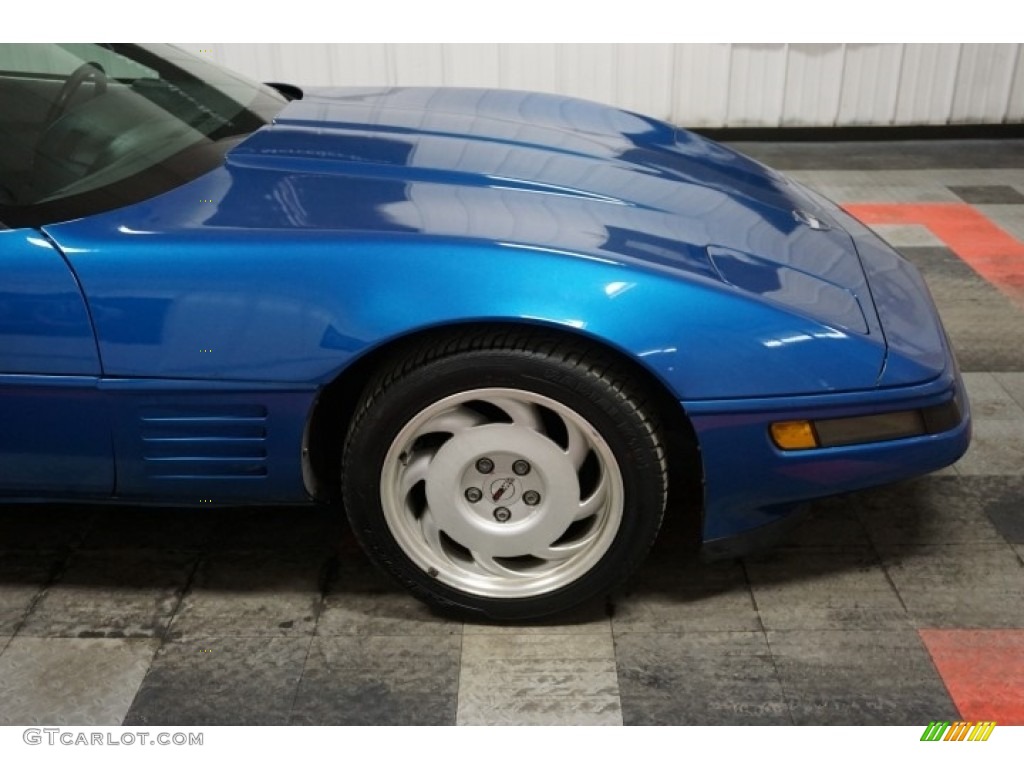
left=343, top=348, right=665, bottom=620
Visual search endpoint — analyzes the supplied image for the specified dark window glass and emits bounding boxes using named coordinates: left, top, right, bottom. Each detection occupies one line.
left=0, top=43, right=288, bottom=228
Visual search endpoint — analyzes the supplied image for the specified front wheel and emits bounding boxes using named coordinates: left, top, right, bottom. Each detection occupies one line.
left=341, top=331, right=669, bottom=620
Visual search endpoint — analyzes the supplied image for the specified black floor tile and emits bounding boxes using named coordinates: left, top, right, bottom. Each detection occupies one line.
left=912, top=256, right=1024, bottom=371
left=855, top=476, right=1010, bottom=550
left=776, top=497, right=874, bottom=549
left=0, top=551, right=63, bottom=634
left=613, top=559, right=760, bottom=633
left=290, top=635, right=460, bottom=725
left=615, top=631, right=791, bottom=725
left=318, top=553, right=463, bottom=636
left=899, top=246, right=982, bottom=281
left=767, top=630, right=959, bottom=725
left=206, top=505, right=345, bottom=553
left=948, top=185, right=1024, bottom=204
left=19, top=550, right=197, bottom=638
left=0, top=505, right=95, bottom=550
left=982, top=479, right=1024, bottom=544
left=880, top=544, right=1024, bottom=628
left=744, top=549, right=909, bottom=631
left=123, top=635, right=310, bottom=726
left=168, top=551, right=326, bottom=639
left=81, top=507, right=217, bottom=551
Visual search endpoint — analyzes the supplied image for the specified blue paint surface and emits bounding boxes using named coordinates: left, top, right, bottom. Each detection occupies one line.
left=2, top=86, right=969, bottom=539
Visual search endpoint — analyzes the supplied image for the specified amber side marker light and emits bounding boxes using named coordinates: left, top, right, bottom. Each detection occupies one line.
left=770, top=400, right=961, bottom=451
left=770, top=421, right=818, bottom=450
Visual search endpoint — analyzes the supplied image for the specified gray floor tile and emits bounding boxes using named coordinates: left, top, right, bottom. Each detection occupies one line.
left=870, top=224, right=945, bottom=249
left=0, top=637, right=158, bottom=725
left=881, top=544, right=1024, bottom=628
left=954, top=420, right=1024, bottom=476
left=168, top=551, right=325, bottom=638
left=293, top=635, right=460, bottom=725
left=612, top=560, right=760, bottom=633
left=974, top=204, right=1024, bottom=242
left=745, top=550, right=908, bottom=630
left=767, top=629, right=958, bottom=725
left=771, top=167, right=1024, bottom=192
left=961, top=372, right=1024, bottom=421
left=465, top=603, right=609, bottom=635
left=19, top=551, right=197, bottom=638
left=124, top=636, right=310, bottom=726
left=458, top=633, right=621, bottom=725
left=855, top=476, right=1011, bottom=548
left=811, top=183, right=959, bottom=204
left=994, top=372, right=1024, bottom=410
left=317, top=556, right=461, bottom=636
left=615, top=631, right=790, bottom=725
left=0, top=551, right=61, bottom=634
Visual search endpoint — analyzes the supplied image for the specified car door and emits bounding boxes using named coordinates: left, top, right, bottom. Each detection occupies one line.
left=0, top=226, right=113, bottom=495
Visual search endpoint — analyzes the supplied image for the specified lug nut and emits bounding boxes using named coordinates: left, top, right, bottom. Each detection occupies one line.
left=523, top=490, right=541, bottom=506
left=493, top=507, right=511, bottom=523
left=475, top=457, right=494, bottom=474
left=464, top=487, right=483, bottom=503
left=512, top=460, right=531, bottom=476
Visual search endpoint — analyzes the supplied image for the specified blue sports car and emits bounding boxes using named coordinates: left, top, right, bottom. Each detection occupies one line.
left=0, top=44, right=970, bottom=619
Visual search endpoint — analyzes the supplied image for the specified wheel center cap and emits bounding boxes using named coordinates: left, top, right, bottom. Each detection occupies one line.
left=423, top=423, right=579, bottom=557
left=489, top=477, right=519, bottom=504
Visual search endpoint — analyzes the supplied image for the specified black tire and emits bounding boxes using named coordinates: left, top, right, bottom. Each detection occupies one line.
left=341, top=329, right=669, bottom=621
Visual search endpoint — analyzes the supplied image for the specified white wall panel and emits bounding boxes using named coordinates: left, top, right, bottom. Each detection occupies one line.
left=782, top=44, right=845, bottom=126
left=443, top=44, right=501, bottom=88
left=178, top=43, right=1024, bottom=128
left=894, top=44, right=960, bottom=125
left=326, top=44, right=392, bottom=86
left=271, top=44, right=328, bottom=85
left=390, top=43, right=445, bottom=87
left=557, top=44, right=617, bottom=106
left=838, top=44, right=903, bottom=126
left=725, top=43, right=787, bottom=127
left=670, top=44, right=731, bottom=128
left=950, top=44, right=1019, bottom=123
left=197, top=42, right=281, bottom=83
left=613, top=43, right=673, bottom=121
left=496, top=44, right=558, bottom=93
left=1008, top=47, right=1024, bottom=121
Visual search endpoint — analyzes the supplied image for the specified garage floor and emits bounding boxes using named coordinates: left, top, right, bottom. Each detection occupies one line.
left=1, top=139, right=1023, bottom=726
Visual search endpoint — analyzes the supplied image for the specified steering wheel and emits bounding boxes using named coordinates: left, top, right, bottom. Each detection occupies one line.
left=44, top=62, right=107, bottom=126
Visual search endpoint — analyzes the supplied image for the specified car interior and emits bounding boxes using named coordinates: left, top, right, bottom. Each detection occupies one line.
left=0, top=44, right=260, bottom=212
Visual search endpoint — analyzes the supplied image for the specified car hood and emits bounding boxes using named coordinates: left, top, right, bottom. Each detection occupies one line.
left=222, top=87, right=878, bottom=336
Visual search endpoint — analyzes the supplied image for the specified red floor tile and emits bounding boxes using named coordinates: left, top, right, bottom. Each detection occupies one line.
left=919, top=629, right=1024, bottom=725
left=845, top=203, right=1024, bottom=304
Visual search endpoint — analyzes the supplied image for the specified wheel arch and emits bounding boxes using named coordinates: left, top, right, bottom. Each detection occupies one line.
left=304, top=320, right=703, bottom=543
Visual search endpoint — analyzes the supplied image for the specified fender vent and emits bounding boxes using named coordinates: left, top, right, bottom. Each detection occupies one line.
left=139, top=404, right=269, bottom=478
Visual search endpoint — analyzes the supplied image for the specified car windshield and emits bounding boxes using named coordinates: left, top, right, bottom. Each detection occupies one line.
left=0, top=43, right=288, bottom=227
